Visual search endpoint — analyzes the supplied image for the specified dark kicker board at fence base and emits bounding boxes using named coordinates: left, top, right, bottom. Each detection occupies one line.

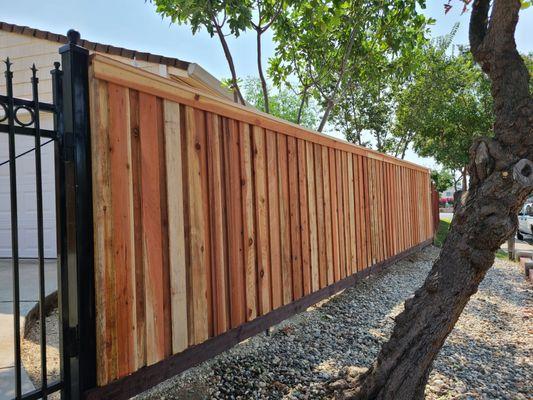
left=84, top=239, right=432, bottom=400
left=0, top=30, right=96, bottom=400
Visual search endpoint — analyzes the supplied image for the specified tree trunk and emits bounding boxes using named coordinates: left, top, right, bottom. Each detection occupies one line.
left=297, top=86, right=308, bottom=125
left=338, top=0, right=533, bottom=399
left=317, top=99, right=334, bottom=132
left=462, top=166, right=468, bottom=190
left=508, top=234, right=516, bottom=260
left=256, top=28, right=270, bottom=113
left=213, top=21, right=245, bottom=105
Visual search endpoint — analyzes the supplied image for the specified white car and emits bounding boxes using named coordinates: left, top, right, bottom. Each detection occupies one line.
left=517, top=203, right=533, bottom=239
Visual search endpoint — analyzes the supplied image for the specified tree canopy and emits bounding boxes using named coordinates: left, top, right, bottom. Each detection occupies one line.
left=242, top=77, right=318, bottom=128
left=393, top=38, right=494, bottom=176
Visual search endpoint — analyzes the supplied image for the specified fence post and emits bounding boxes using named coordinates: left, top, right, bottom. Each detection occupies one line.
left=58, top=29, right=96, bottom=398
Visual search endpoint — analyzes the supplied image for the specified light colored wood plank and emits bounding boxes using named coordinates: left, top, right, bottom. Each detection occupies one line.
left=347, top=154, right=356, bottom=274
left=164, top=100, right=188, bottom=352
left=306, top=142, right=319, bottom=291
left=321, top=147, right=334, bottom=285
left=336, top=150, right=346, bottom=279
left=328, top=148, right=340, bottom=282
left=297, top=139, right=311, bottom=295
left=252, top=126, right=271, bottom=315
left=352, top=155, right=362, bottom=272
left=288, top=136, right=303, bottom=300
left=266, top=130, right=283, bottom=308
left=278, top=134, right=293, bottom=304
left=239, top=122, right=258, bottom=321
left=342, top=152, right=352, bottom=275
left=314, top=144, right=326, bottom=287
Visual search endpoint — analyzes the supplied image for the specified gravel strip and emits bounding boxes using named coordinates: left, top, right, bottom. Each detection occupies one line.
left=21, top=308, right=61, bottom=399
left=137, top=246, right=532, bottom=400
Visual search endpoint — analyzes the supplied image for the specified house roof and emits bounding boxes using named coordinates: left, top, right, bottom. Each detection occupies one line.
left=0, top=21, right=191, bottom=70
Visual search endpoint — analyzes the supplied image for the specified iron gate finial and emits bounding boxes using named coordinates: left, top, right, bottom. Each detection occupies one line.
left=67, top=29, right=81, bottom=44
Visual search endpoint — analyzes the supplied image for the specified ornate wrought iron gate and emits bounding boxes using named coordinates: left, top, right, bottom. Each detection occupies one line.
left=0, top=31, right=96, bottom=400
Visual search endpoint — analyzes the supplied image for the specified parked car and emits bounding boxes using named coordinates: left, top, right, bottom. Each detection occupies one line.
left=517, top=203, right=533, bottom=240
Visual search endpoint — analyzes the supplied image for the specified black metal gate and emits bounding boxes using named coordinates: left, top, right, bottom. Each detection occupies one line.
left=0, top=31, right=96, bottom=400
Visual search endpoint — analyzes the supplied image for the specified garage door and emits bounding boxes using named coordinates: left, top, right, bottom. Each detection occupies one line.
left=0, top=133, right=57, bottom=258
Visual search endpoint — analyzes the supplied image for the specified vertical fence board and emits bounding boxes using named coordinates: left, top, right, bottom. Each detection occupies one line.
left=278, top=134, right=293, bottom=305
left=321, top=147, right=334, bottom=285
left=107, top=83, right=135, bottom=377
left=90, top=79, right=117, bottom=385
left=138, top=93, right=167, bottom=364
left=239, top=122, right=258, bottom=321
left=288, top=137, right=303, bottom=300
left=328, top=148, right=340, bottom=282
left=297, top=139, right=311, bottom=296
left=206, top=113, right=229, bottom=335
left=252, top=126, right=271, bottom=315
left=336, top=150, right=346, bottom=280
left=306, top=142, right=319, bottom=291
left=266, top=131, right=283, bottom=309
left=129, top=90, right=146, bottom=371
left=314, top=144, right=327, bottom=288
left=342, top=152, right=352, bottom=276
left=164, top=101, right=189, bottom=352
left=225, top=118, right=246, bottom=327
left=347, top=154, right=356, bottom=274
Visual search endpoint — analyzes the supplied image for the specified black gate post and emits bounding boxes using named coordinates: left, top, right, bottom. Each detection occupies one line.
left=57, top=29, right=96, bottom=399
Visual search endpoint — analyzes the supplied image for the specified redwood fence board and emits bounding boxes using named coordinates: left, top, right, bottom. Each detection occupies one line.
left=88, top=54, right=436, bottom=390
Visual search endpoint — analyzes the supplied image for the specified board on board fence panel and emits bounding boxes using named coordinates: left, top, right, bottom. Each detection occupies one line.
left=89, top=56, right=433, bottom=386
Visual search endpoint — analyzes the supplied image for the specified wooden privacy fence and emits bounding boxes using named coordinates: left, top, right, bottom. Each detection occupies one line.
left=88, top=54, right=434, bottom=395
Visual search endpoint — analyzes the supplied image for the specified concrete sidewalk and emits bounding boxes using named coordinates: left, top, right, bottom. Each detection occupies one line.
left=0, top=259, right=57, bottom=400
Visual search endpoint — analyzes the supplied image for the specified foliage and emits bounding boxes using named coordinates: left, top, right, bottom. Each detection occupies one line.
left=434, top=218, right=451, bottom=248
left=269, top=0, right=432, bottom=132
left=153, top=0, right=289, bottom=104
left=393, top=40, right=495, bottom=172
left=431, top=169, right=454, bottom=194
left=242, top=77, right=318, bottom=128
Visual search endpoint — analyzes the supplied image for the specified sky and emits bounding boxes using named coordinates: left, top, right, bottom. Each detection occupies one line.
left=2, top=1, right=532, bottom=168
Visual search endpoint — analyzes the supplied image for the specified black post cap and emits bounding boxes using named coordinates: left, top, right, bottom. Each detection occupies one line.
left=67, top=29, right=81, bottom=44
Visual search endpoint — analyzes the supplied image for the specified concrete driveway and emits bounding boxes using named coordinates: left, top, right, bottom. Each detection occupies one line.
left=0, top=259, right=57, bottom=400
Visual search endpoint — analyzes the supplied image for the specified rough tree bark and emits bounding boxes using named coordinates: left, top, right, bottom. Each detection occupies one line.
left=337, top=0, right=532, bottom=399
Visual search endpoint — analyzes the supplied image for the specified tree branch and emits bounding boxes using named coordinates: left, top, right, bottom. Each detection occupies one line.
left=469, top=0, right=490, bottom=59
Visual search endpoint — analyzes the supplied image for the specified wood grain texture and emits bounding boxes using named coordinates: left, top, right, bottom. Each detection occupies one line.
left=129, top=90, right=146, bottom=371
left=90, top=66, right=434, bottom=386
left=314, top=144, right=327, bottom=288
left=266, top=130, right=283, bottom=309
left=206, top=112, right=229, bottom=336
left=224, top=118, right=246, bottom=327
left=336, top=150, right=347, bottom=280
left=306, top=142, right=319, bottom=291
left=184, top=106, right=210, bottom=345
left=297, top=139, right=311, bottom=295
left=328, top=148, right=340, bottom=282
left=107, top=83, right=136, bottom=377
left=252, top=126, right=271, bottom=315
left=321, top=147, right=334, bottom=285
left=239, top=122, right=258, bottom=321
left=90, top=78, right=116, bottom=385
left=288, top=137, right=303, bottom=300
left=138, top=93, right=167, bottom=364
left=278, top=134, right=293, bottom=305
